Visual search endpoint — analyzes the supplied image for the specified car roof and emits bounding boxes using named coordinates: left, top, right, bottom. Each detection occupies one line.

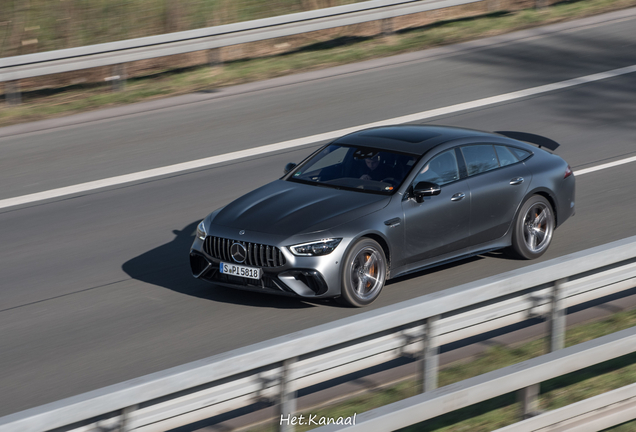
left=334, top=125, right=498, bottom=155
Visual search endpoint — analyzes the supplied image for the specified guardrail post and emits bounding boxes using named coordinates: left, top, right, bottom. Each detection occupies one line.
left=5, top=81, right=21, bottom=106
left=381, top=18, right=394, bottom=36
left=518, top=383, right=540, bottom=419
left=279, top=357, right=297, bottom=432
left=516, top=278, right=567, bottom=419
left=107, top=64, right=126, bottom=92
left=548, top=277, right=567, bottom=352
left=208, top=48, right=223, bottom=67
left=419, top=315, right=440, bottom=392
left=487, top=0, right=501, bottom=11
left=119, top=404, right=137, bottom=432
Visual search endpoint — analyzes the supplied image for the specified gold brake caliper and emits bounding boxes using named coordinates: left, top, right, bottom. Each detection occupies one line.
left=366, top=253, right=375, bottom=288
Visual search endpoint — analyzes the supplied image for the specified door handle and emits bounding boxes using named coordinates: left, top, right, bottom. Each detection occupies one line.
left=510, top=177, right=524, bottom=185
left=384, top=217, right=401, bottom=227
left=451, top=193, right=465, bottom=201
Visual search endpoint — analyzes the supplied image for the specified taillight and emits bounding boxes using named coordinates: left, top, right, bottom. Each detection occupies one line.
left=564, top=165, right=572, bottom=178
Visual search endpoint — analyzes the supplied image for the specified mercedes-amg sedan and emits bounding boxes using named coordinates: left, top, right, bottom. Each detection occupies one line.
left=190, top=125, right=575, bottom=306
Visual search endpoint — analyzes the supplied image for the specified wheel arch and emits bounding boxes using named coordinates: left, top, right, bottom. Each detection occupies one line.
left=340, top=232, right=391, bottom=284
left=504, top=188, right=558, bottom=248
left=337, top=233, right=390, bottom=307
left=510, top=191, right=556, bottom=259
left=527, top=188, right=558, bottom=226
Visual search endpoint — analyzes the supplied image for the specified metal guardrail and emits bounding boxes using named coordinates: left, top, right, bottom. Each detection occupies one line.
left=315, top=326, right=636, bottom=431
left=1, top=0, right=483, bottom=98
left=1, top=235, right=635, bottom=431
left=495, top=383, right=636, bottom=432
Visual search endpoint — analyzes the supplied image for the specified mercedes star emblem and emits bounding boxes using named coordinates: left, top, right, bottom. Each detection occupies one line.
left=230, top=243, right=247, bottom=263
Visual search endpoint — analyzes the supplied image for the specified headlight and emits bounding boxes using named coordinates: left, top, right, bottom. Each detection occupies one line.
left=289, top=238, right=341, bottom=256
left=196, top=221, right=207, bottom=240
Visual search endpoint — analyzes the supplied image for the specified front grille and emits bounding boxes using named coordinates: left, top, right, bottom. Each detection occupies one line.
left=204, top=236, right=287, bottom=268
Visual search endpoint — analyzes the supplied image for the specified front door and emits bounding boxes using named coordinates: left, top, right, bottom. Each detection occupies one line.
left=402, top=149, right=471, bottom=267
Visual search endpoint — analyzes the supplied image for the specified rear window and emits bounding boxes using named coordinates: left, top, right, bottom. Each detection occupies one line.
left=495, top=145, right=519, bottom=167
left=509, top=147, right=532, bottom=161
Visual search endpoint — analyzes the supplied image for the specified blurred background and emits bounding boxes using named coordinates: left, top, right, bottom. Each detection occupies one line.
left=0, top=0, right=365, bottom=57
left=1, top=0, right=632, bottom=126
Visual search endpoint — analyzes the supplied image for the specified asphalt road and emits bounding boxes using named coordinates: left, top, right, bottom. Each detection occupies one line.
left=1, top=9, right=636, bottom=418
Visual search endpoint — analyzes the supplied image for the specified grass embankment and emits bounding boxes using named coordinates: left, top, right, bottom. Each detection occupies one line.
left=249, top=308, right=636, bottom=432
left=2, top=0, right=636, bottom=127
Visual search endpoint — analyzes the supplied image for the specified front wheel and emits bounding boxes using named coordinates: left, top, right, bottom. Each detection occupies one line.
left=339, top=238, right=387, bottom=307
left=511, top=195, right=555, bottom=260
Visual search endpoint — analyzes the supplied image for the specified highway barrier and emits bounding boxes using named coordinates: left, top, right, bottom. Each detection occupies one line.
left=315, top=326, right=636, bottom=431
left=2, top=0, right=487, bottom=103
left=1, top=236, right=635, bottom=431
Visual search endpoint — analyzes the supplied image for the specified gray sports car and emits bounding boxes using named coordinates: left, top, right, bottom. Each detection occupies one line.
left=190, top=125, right=575, bottom=306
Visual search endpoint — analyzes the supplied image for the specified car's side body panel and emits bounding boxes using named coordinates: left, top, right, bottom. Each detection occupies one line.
left=465, top=160, right=531, bottom=246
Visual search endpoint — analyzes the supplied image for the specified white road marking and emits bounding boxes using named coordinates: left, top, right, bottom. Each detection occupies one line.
left=573, top=155, right=636, bottom=176
left=1, top=64, right=636, bottom=210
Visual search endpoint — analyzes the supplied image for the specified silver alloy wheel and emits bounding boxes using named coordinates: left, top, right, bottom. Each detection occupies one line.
left=348, top=246, right=386, bottom=301
left=522, top=202, right=553, bottom=254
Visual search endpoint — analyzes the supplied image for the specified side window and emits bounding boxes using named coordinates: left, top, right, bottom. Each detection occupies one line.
left=462, top=145, right=499, bottom=176
left=509, top=147, right=532, bottom=161
left=414, top=150, right=459, bottom=186
left=495, top=145, right=518, bottom=167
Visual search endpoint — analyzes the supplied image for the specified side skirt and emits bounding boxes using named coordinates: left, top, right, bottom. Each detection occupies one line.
left=390, top=245, right=508, bottom=280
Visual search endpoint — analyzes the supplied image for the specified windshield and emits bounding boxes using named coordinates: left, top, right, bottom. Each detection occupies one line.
left=287, top=144, right=418, bottom=194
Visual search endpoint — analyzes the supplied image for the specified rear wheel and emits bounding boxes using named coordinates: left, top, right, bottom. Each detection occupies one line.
left=511, top=195, right=555, bottom=259
left=339, top=238, right=387, bottom=307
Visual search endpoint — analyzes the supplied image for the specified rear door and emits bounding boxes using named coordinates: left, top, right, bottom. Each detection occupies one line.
left=461, top=144, right=531, bottom=247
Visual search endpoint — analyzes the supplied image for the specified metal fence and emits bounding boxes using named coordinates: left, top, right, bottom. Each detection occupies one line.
left=1, top=235, right=635, bottom=432
left=1, top=0, right=483, bottom=102
left=0, top=1, right=368, bottom=58
left=315, top=326, right=636, bottom=431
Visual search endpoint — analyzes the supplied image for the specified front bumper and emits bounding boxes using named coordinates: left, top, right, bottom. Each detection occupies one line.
left=189, top=234, right=347, bottom=298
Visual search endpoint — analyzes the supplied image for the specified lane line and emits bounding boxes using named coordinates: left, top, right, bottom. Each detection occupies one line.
left=573, top=155, right=636, bottom=176
left=2, top=64, right=636, bottom=211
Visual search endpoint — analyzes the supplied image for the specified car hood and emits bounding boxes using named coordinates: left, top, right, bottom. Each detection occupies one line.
left=211, top=180, right=390, bottom=235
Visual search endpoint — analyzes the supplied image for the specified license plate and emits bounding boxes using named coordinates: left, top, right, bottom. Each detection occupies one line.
left=220, top=262, right=262, bottom=280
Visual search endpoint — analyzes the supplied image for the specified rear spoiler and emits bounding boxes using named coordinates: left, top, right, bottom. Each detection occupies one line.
left=494, top=131, right=560, bottom=151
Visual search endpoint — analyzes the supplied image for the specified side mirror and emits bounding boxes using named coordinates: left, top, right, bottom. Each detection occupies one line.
left=413, top=181, right=441, bottom=203
left=284, top=162, right=297, bottom=175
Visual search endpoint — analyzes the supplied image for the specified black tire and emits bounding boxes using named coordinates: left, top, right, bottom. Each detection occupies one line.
left=338, top=238, right=387, bottom=307
left=511, top=195, right=555, bottom=260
